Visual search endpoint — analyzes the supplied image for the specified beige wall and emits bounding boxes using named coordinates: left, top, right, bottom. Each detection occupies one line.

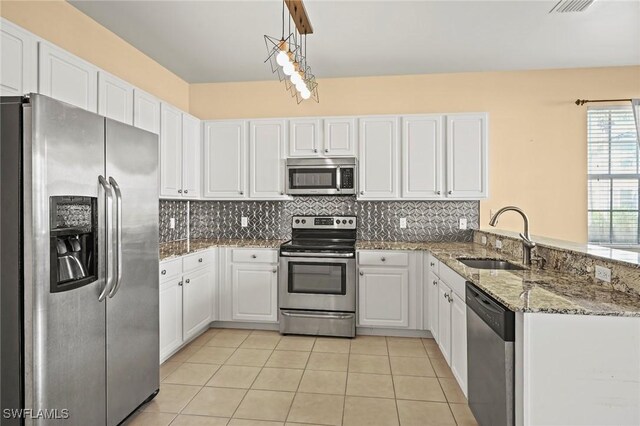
left=0, top=0, right=190, bottom=110
left=191, top=67, right=640, bottom=243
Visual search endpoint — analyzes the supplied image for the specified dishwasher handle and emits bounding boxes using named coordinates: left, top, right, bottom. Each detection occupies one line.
left=466, top=282, right=515, bottom=341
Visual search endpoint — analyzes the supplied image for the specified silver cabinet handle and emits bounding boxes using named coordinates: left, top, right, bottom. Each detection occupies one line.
left=161, top=269, right=167, bottom=275
left=198, top=258, right=203, bottom=263
left=185, top=279, right=190, bottom=284
left=325, top=149, right=329, bottom=153
left=98, top=176, right=114, bottom=302
left=448, top=191, right=452, bottom=195
left=178, top=280, right=183, bottom=286
left=360, top=191, right=364, bottom=195
left=433, top=280, right=437, bottom=286
left=437, top=191, right=441, bottom=195
left=178, top=189, right=182, bottom=193
left=272, top=269, right=277, bottom=273
left=430, top=262, right=435, bottom=267
left=108, top=177, right=123, bottom=298
left=313, top=148, right=318, bottom=153
left=184, top=189, right=188, bottom=194
left=239, top=191, right=244, bottom=195
left=359, top=271, right=364, bottom=276
left=381, top=257, right=386, bottom=262
left=252, top=254, right=257, bottom=258
left=280, top=191, right=285, bottom=195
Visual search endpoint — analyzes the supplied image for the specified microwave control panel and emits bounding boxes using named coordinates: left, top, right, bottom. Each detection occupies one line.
left=340, top=168, right=354, bottom=189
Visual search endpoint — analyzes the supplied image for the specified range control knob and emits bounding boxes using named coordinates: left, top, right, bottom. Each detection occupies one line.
left=301, top=219, right=306, bottom=224
left=348, top=220, right=353, bottom=224
left=295, top=219, right=300, bottom=224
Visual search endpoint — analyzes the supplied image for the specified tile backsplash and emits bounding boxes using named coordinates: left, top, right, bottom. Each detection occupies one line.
left=161, top=197, right=479, bottom=243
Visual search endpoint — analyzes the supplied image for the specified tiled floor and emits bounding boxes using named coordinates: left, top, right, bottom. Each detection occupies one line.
left=125, top=329, right=478, bottom=426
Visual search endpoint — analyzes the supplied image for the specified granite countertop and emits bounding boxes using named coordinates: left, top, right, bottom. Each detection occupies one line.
left=357, top=240, right=640, bottom=317
left=160, top=238, right=286, bottom=260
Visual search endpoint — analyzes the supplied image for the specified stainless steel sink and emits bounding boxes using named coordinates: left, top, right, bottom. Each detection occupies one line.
left=457, top=258, right=525, bottom=270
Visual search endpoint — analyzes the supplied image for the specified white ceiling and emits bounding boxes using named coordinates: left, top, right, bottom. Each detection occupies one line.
left=69, top=0, right=640, bottom=83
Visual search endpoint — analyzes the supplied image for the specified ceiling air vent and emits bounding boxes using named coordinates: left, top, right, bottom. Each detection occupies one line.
left=549, top=0, right=595, bottom=13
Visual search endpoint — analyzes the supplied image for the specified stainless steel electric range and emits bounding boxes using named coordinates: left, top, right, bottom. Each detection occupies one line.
left=279, top=215, right=357, bottom=338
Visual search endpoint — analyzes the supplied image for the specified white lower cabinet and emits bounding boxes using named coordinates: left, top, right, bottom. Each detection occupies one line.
left=358, top=267, right=409, bottom=328
left=426, top=269, right=440, bottom=341
left=437, top=281, right=453, bottom=362
left=182, top=267, right=214, bottom=340
left=159, top=275, right=183, bottom=361
left=450, top=291, right=467, bottom=394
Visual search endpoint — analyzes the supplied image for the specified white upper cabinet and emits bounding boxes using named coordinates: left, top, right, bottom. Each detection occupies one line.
left=159, top=103, right=183, bottom=197
left=358, top=116, right=400, bottom=199
left=446, top=113, right=488, bottom=198
left=0, top=18, right=37, bottom=96
left=289, top=118, right=320, bottom=157
left=203, top=120, right=248, bottom=199
left=182, top=113, right=202, bottom=198
left=324, top=117, right=357, bottom=156
left=402, top=115, right=443, bottom=199
left=250, top=120, right=288, bottom=199
left=133, top=89, right=160, bottom=134
left=38, top=42, right=98, bottom=112
left=98, top=71, right=133, bottom=125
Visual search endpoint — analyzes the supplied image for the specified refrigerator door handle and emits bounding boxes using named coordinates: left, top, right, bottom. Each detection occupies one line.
left=108, top=176, right=123, bottom=298
left=98, top=175, right=114, bottom=301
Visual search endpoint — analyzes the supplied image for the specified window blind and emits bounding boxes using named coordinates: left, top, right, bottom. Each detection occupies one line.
left=587, top=106, right=639, bottom=245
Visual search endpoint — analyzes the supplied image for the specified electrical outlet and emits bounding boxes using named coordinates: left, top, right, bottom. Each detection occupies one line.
left=400, top=218, right=407, bottom=229
left=459, top=218, right=467, bottom=230
left=496, top=239, right=503, bottom=249
left=595, top=265, right=611, bottom=282
left=241, top=217, right=248, bottom=227
left=481, top=235, right=487, bottom=245
left=169, top=218, right=175, bottom=229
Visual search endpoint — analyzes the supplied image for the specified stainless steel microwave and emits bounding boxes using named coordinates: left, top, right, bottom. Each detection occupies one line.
left=285, top=158, right=357, bottom=195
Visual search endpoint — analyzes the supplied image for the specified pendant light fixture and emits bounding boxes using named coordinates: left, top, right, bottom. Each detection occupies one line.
left=264, top=0, right=319, bottom=103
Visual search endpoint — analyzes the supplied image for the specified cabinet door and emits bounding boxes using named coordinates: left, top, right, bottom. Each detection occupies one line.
left=98, top=72, right=133, bottom=125
left=358, top=267, right=409, bottom=328
left=402, top=115, right=444, bottom=199
left=289, top=118, right=320, bottom=157
left=427, top=270, right=440, bottom=341
left=249, top=120, right=287, bottom=199
left=203, top=121, right=248, bottom=199
left=324, top=117, right=356, bottom=156
left=358, top=117, right=400, bottom=199
left=437, top=281, right=452, bottom=363
left=160, top=103, right=183, bottom=197
left=38, top=43, right=98, bottom=112
left=183, top=268, right=213, bottom=340
left=133, top=89, right=160, bottom=134
left=231, top=263, right=278, bottom=322
left=446, top=113, right=488, bottom=198
left=159, top=278, right=183, bottom=361
left=182, top=113, right=201, bottom=198
left=0, top=19, right=37, bottom=96
left=450, top=291, right=468, bottom=396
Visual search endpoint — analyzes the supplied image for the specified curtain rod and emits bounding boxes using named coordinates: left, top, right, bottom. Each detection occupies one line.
left=575, top=98, right=632, bottom=106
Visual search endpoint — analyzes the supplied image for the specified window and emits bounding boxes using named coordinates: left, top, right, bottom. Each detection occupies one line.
left=588, top=106, right=639, bottom=245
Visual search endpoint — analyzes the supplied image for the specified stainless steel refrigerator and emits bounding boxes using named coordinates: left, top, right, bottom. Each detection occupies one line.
left=1, top=94, right=160, bottom=425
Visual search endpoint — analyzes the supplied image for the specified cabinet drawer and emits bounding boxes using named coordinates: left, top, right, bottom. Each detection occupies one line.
left=160, top=258, right=182, bottom=282
left=358, top=251, right=409, bottom=266
left=232, top=248, right=278, bottom=264
left=183, top=250, right=215, bottom=272
left=439, top=263, right=466, bottom=299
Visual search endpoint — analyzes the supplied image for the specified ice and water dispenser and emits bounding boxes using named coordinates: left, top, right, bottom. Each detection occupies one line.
left=49, top=196, right=98, bottom=292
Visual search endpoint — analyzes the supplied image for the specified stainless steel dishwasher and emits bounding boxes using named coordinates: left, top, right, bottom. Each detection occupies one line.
left=466, top=282, right=515, bottom=426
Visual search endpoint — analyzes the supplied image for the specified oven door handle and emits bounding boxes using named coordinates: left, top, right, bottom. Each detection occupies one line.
left=280, top=251, right=355, bottom=258
left=281, top=311, right=355, bottom=320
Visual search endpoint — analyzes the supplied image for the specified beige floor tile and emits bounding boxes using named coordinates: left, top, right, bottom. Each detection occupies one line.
left=387, top=345, right=427, bottom=357
left=265, top=350, right=310, bottom=369
left=168, top=345, right=201, bottom=363
left=390, top=357, right=436, bottom=377
left=170, top=414, right=229, bottom=426
left=312, top=337, right=350, bottom=354
left=348, top=354, right=391, bottom=374
left=449, top=403, right=479, bottom=426
left=298, top=370, right=347, bottom=395
left=206, top=365, right=261, bottom=389
left=252, top=368, right=303, bottom=392
left=240, top=335, right=281, bottom=350
left=207, top=334, right=248, bottom=348
left=393, top=376, right=446, bottom=402
left=350, top=340, right=388, bottom=355
left=160, top=361, right=181, bottom=381
left=125, top=411, right=175, bottom=426
left=430, top=358, right=454, bottom=378
left=250, top=330, right=281, bottom=336
left=188, top=346, right=236, bottom=364
left=284, top=424, right=325, bottom=426
left=346, top=373, right=395, bottom=398
left=387, top=337, right=423, bottom=347
left=306, top=352, right=349, bottom=372
left=287, top=393, right=344, bottom=426
left=422, top=339, right=443, bottom=357
left=163, top=363, right=220, bottom=386
left=229, top=420, right=284, bottom=426
left=343, top=396, right=399, bottom=426
left=143, top=384, right=201, bottom=413
left=234, top=389, right=295, bottom=422
left=275, top=336, right=316, bottom=351
left=396, top=400, right=456, bottom=426
left=225, top=349, right=273, bottom=367
left=439, top=378, right=467, bottom=403
left=352, top=335, right=387, bottom=345
left=189, top=331, right=215, bottom=347
left=217, top=328, right=252, bottom=336
left=182, top=387, right=246, bottom=417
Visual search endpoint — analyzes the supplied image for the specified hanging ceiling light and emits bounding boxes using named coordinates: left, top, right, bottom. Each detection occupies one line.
left=264, top=0, right=319, bottom=104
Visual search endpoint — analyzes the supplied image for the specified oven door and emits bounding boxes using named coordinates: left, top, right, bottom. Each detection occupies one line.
left=279, top=254, right=356, bottom=312
left=286, top=166, right=341, bottom=195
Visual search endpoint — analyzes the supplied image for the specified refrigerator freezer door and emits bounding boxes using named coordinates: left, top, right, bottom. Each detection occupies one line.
left=105, top=118, right=159, bottom=425
left=28, top=94, right=108, bottom=425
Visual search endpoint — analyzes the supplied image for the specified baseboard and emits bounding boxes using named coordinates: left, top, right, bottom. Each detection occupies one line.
left=210, top=321, right=279, bottom=331
left=356, top=327, right=433, bottom=338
